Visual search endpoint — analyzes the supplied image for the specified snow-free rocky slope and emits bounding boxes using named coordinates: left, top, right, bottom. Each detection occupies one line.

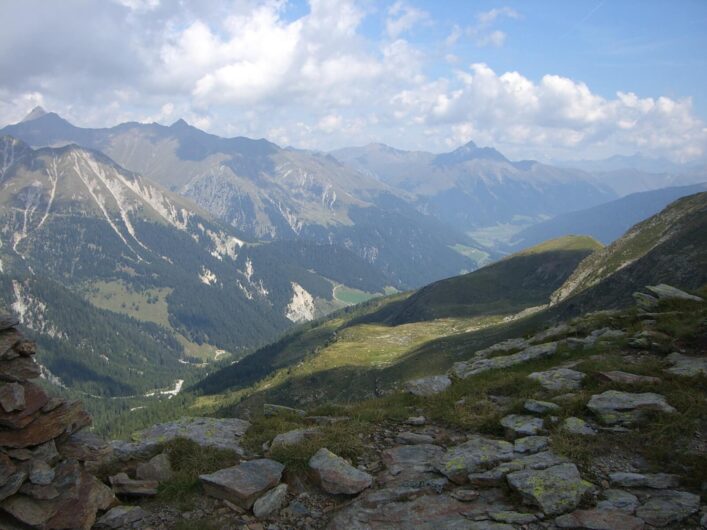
left=1, top=109, right=484, bottom=287
left=0, top=136, right=392, bottom=404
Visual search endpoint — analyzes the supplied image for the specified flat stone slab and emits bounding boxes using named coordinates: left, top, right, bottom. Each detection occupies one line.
left=500, top=414, right=544, bottom=439
left=395, top=432, right=435, bottom=445
left=598, top=371, right=661, bottom=385
left=405, top=375, right=451, bottom=396
left=382, top=444, right=444, bottom=476
left=646, top=284, right=703, bottom=303
left=665, top=352, right=707, bottom=377
left=200, top=459, right=284, bottom=509
left=524, top=399, right=560, bottom=414
left=635, top=490, right=699, bottom=527
left=561, top=417, right=597, bottom=436
left=587, top=391, right=676, bottom=426
left=555, top=509, right=645, bottom=530
left=309, top=448, right=372, bottom=495
left=451, top=342, right=558, bottom=379
left=263, top=403, right=305, bottom=416
left=328, top=492, right=472, bottom=530
left=94, top=506, right=147, bottom=529
left=528, top=368, right=585, bottom=391
left=271, top=428, right=320, bottom=449
left=109, top=473, right=158, bottom=497
left=507, top=463, right=593, bottom=516
left=118, top=417, right=251, bottom=459
left=436, top=436, right=514, bottom=484
left=597, top=489, right=639, bottom=513
left=609, top=472, right=680, bottom=489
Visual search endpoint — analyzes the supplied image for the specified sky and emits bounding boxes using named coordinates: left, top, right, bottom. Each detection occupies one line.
left=0, top=0, right=706, bottom=162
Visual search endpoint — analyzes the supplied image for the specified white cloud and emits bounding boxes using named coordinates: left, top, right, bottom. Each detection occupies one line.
left=392, top=63, right=707, bottom=161
left=386, top=1, right=429, bottom=39
left=467, top=6, right=521, bottom=48
left=0, top=0, right=703, bottom=161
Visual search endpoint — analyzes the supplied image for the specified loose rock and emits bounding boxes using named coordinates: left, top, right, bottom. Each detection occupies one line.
left=506, top=463, right=593, bottom=515
left=635, top=490, right=699, bottom=527
left=309, top=448, right=372, bottom=495
left=200, top=459, right=284, bottom=509
left=528, top=368, right=585, bottom=391
left=555, top=508, right=645, bottom=530
left=404, top=375, right=451, bottom=396
left=500, top=414, right=544, bottom=439
left=253, top=483, right=288, bottom=519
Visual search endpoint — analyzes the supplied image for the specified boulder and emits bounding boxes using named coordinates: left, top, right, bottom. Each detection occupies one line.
left=404, top=375, right=451, bottom=396
left=436, top=436, right=514, bottom=484
left=635, top=490, right=699, bottom=527
left=271, top=428, right=320, bottom=450
left=0, top=471, right=26, bottom=502
left=500, top=414, right=544, bottom=439
left=587, top=391, right=676, bottom=426
left=646, top=284, right=703, bottom=303
left=405, top=416, right=426, bottom=426
left=309, top=448, right=372, bottom=495
left=253, top=483, right=288, bottom=518
left=561, top=417, right=597, bottom=436
left=609, top=472, right=680, bottom=489
left=634, top=292, right=659, bottom=311
left=200, top=459, right=284, bottom=509
left=528, top=368, right=585, bottom=391
left=94, top=505, right=148, bottom=529
left=513, top=436, right=549, bottom=454
left=118, top=416, right=251, bottom=459
left=665, top=352, right=707, bottom=377
left=531, top=324, right=572, bottom=343
left=506, top=463, right=593, bottom=515
left=555, top=509, right=645, bottom=529
left=489, top=510, right=538, bottom=524
left=475, top=338, right=529, bottom=358
left=524, top=399, right=560, bottom=414
left=136, top=453, right=173, bottom=482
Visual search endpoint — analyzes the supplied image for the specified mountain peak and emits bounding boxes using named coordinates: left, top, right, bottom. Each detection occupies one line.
left=170, top=118, right=190, bottom=129
left=21, top=106, right=48, bottom=122
left=433, top=140, right=508, bottom=166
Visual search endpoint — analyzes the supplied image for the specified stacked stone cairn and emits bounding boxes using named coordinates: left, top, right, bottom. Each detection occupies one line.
left=0, top=313, right=116, bottom=529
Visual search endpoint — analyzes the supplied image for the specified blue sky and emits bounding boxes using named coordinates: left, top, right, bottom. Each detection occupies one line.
left=0, top=0, right=705, bottom=161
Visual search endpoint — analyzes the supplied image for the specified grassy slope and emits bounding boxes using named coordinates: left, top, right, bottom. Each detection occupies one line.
left=194, top=236, right=597, bottom=410
left=199, top=197, right=706, bottom=417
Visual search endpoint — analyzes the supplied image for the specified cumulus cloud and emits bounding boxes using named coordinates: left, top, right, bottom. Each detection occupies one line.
left=392, top=63, right=707, bottom=161
left=0, top=0, right=703, bottom=161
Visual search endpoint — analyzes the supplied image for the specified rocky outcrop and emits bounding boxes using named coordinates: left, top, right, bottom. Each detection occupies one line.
left=404, top=375, right=451, bottom=397
left=308, top=448, right=372, bottom=495
left=0, top=313, right=116, bottom=529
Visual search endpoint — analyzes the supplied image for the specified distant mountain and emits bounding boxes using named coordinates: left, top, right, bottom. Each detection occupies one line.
left=555, top=153, right=686, bottom=173
left=509, top=182, right=707, bottom=250
left=0, top=136, right=393, bottom=398
left=331, top=141, right=616, bottom=232
left=1, top=110, right=485, bottom=287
